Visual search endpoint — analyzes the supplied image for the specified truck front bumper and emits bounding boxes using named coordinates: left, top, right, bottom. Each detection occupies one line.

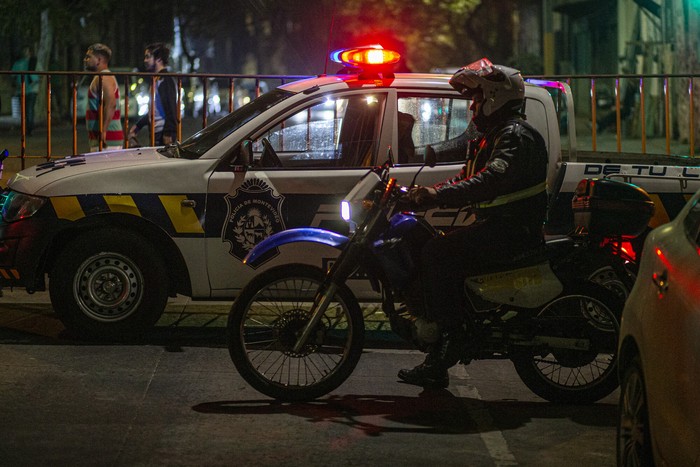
left=0, top=218, right=56, bottom=291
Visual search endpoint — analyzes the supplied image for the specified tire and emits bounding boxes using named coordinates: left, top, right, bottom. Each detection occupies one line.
left=49, top=229, right=168, bottom=340
left=512, top=282, right=622, bottom=404
left=228, top=264, right=364, bottom=401
left=617, top=354, right=654, bottom=466
left=582, top=251, right=636, bottom=301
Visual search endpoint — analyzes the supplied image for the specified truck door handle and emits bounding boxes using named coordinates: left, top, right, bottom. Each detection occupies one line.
left=652, top=269, right=669, bottom=296
left=181, top=199, right=196, bottom=208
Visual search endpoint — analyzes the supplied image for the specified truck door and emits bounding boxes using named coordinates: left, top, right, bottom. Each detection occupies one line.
left=204, top=90, right=391, bottom=293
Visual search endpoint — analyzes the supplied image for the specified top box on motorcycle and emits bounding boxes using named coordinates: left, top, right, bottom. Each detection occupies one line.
left=572, top=178, right=655, bottom=238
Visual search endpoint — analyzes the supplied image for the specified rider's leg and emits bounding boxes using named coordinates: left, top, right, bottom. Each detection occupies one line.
left=397, top=226, right=482, bottom=387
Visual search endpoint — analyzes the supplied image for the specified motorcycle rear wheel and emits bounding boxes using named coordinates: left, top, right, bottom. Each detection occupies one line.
left=227, top=264, right=364, bottom=401
left=512, top=282, right=622, bottom=404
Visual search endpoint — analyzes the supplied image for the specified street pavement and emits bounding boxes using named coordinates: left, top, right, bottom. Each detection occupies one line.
left=0, top=289, right=620, bottom=466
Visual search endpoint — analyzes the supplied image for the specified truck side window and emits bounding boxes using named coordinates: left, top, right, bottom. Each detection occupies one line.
left=397, top=95, right=470, bottom=164
left=253, top=94, right=385, bottom=168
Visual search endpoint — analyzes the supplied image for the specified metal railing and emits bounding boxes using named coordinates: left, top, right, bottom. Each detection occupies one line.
left=531, top=73, right=700, bottom=159
left=0, top=70, right=312, bottom=169
left=1, top=70, right=699, bottom=171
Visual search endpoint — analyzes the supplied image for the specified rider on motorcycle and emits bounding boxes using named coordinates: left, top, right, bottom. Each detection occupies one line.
left=398, top=58, right=550, bottom=388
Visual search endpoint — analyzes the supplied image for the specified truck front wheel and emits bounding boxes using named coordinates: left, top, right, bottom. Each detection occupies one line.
left=49, top=229, right=168, bottom=340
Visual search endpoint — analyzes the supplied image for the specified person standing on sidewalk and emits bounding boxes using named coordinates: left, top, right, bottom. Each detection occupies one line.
left=128, top=43, right=178, bottom=147
left=84, top=43, right=124, bottom=151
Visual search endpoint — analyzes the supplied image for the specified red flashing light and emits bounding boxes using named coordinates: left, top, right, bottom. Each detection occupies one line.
left=330, top=45, right=401, bottom=68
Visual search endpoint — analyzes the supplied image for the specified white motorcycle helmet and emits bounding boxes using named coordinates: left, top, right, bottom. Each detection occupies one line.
left=449, top=58, right=525, bottom=117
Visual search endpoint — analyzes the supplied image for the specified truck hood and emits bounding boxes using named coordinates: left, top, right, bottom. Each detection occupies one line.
left=7, top=147, right=181, bottom=196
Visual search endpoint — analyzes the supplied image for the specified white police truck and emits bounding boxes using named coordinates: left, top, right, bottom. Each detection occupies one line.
left=1, top=46, right=698, bottom=338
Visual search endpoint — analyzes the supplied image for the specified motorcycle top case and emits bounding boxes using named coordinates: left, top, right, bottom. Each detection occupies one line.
left=571, top=178, right=654, bottom=238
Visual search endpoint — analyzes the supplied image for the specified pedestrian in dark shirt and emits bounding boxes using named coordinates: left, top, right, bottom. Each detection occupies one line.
left=128, top=43, right=178, bottom=146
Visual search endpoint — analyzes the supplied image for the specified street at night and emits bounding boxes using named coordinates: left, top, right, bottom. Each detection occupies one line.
left=2, top=2, right=700, bottom=465
left=0, top=291, right=617, bottom=467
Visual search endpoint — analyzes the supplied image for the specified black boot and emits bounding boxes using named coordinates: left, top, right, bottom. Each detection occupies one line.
left=398, top=327, right=467, bottom=388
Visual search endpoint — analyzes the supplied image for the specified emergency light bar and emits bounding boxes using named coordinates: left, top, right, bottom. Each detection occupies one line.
left=330, top=45, right=401, bottom=68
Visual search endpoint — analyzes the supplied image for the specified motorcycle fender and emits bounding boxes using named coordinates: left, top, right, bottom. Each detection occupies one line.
left=244, top=228, right=350, bottom=267
left=465, top=262, right=563, bottom=308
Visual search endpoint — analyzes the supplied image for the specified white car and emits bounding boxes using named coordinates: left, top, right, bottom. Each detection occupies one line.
left=617, top=188, right=700, bottom=466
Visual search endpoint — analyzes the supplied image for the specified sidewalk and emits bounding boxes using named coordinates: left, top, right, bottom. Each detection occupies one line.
left=0, top=286, right=231, bottom=309
left=0, top=286, right=400, bottom=345
left=0, top=287, right=235, bottom=338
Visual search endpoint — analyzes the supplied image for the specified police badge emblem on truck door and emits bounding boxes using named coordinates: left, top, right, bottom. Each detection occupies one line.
left=222, top=179, right=286, bottom=265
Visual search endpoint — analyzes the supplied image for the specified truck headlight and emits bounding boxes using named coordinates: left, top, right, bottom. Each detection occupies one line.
left=1, top=191, right=47, bottom=222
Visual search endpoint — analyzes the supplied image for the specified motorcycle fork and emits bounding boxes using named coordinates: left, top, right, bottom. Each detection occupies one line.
left=292, top=242, right=363, bottom=354
left=292, top=206, right=386, bottom=353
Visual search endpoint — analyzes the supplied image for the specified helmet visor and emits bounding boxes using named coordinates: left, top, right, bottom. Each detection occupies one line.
left=463, top=57, right=494, bottom=75
left=449, top=57, right=495, bottom=98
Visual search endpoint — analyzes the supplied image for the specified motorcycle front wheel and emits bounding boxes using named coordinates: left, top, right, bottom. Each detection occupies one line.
left=512, top=282, right=623, bottom=404
left=227, top=264, right=364, bottom=401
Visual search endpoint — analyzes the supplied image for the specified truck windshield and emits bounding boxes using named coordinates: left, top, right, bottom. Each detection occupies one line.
left=173, top=89, right=294, bottom=159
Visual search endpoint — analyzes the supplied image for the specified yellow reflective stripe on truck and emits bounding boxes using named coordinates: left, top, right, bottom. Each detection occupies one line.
left=48, top=194, right=203, bottom=235
left=158, top=195, right=205, bottom=234
left=0, top=268, right=20, bottom=279
left=103, top=195, right=142, bottom=216
left=50, top=196, right=85, bottom=221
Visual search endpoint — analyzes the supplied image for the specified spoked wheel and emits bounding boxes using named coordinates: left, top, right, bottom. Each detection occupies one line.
left=617, top=355, right=654, bottom=466
left=227, top=264, right=364, bottom=401
left=512, top=282, right=622, bottom=404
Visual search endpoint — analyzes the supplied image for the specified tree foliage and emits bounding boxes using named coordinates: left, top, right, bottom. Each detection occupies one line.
left=332, top=0, right=482, bottom=72
left=1, top=0, right=542, bottom=76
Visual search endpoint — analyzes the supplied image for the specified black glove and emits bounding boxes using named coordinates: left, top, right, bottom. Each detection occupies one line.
left=406, top=186, right=438, bottom=207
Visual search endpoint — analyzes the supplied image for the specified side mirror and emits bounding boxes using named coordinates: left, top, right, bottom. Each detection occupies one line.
left=408, top=145, right=437, bottom=188
left=232, top=140, right=252, bottom=172
left=424, top=145, right=437, bottom=168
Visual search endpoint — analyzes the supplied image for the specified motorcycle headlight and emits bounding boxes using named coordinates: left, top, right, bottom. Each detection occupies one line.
left=341, top=200, right=351, bottom=222
left=1, top=191, right=48, bottom=222
left=341, top=199, right=375, bottom=233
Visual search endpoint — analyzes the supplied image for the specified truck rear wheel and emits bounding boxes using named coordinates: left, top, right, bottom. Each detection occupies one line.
left=49, top=229, right=168, bottom=340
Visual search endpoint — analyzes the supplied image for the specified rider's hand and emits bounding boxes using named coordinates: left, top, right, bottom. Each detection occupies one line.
left=406, top=186, right=438, bottom=207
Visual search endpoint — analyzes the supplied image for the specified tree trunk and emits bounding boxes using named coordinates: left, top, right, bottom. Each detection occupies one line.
left=35, top=9, right=53, bottom=125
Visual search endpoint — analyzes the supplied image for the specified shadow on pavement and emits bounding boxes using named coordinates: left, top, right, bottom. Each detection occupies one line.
left=192, top=391, right=617, bottom=437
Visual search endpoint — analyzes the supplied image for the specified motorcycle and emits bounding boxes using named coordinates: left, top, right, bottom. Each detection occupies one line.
left=227, top=148, right=652, bottom=403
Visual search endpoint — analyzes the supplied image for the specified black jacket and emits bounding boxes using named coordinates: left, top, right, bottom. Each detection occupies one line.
left=135, top=69, right=178, bottom=140
left=435, top=117, right=548, bottom=227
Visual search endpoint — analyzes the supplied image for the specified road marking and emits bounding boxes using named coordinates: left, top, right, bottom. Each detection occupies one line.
left=452, top=365, right=518, bottom=466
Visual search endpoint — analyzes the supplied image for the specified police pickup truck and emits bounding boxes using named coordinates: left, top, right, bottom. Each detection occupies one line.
left=1, top=46, right=699, bottom=339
